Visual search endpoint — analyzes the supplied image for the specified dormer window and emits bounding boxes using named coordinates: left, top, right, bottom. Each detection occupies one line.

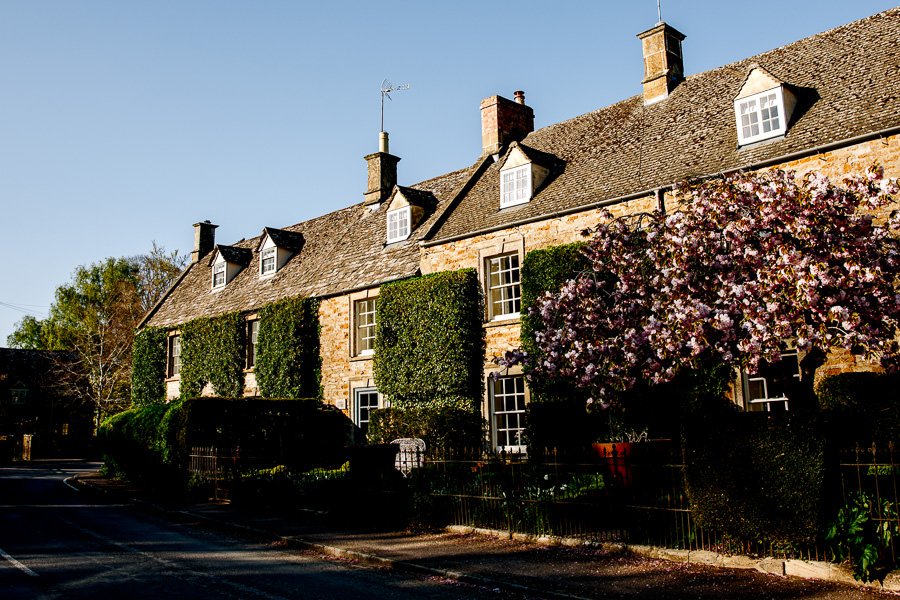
left=209, top=244, right=252, bottom=290
left=497, top=143, right=555, bottom=209
left=387, top=206, right=410, bottom=243
left=501, top=164, right=532, bottom=208
left=256, top=227, right=302, bottom=278
left=212, top=261, right=226, bottom=288
left=260, top=247, right=276, bottom=275
left=734, top=67, right=797, bottom=147
left=736, top=88, right=786, bottom=145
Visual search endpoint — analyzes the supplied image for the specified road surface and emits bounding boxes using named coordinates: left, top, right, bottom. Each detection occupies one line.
left=0, top=460, right=517, bottom=599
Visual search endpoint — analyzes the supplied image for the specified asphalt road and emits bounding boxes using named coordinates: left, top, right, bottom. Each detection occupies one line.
left=0, top=460, right=517, bottom=600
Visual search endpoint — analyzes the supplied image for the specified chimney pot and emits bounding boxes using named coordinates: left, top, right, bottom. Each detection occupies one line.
left=191, top=220, right=218, bottom=264
left=480, top=92, right=534, bottom=155
left=364, top=136, right=400, bottom=206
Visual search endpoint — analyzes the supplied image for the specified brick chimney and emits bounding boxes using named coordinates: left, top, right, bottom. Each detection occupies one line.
left=636, top=22, right=686, bottom=105
left=191, top=220, right=218, bottom=264
left=364, top=132, right=400, bottom=206
left=480, top=91, right=534, bottom=155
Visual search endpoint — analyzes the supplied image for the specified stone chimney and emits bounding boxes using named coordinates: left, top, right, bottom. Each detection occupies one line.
left=364, top=131, right=400, bottom=206
left=636, top=22, right=686, bottom=105
left=480, top=91, right=534, bottom=155
left=191, top=220, right=218, bottom=264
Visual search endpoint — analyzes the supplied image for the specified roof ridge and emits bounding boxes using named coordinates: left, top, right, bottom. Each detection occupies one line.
left=523, top=7, right=899, bottom=141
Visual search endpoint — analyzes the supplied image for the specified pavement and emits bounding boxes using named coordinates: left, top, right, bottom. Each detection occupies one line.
left=73, top=471, right=899, bottom=600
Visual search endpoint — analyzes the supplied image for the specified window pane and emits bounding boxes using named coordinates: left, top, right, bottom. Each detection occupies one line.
left=488, top=254, right=521, bottom=318
left=492, top=375, right=527, bottom=449
left=354, top=298, right=377, bottom=354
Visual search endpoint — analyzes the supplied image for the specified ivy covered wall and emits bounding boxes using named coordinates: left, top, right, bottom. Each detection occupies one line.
left=179, top=311, right=245, bottom=400
left=374, top=269, right=484, bottom=405
left=131, top=326, right=167, bottom=406
left=520, top=242, right=589, bottom=402
left=256, top=296, right=321, bottom=398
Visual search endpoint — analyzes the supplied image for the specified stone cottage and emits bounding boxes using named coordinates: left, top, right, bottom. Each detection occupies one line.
left=140, top=8, right=900, bottom=450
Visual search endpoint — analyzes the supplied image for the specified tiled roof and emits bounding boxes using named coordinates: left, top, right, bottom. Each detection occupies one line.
left=260, top=227, right=304, bottom=251
left=426, top=8, right=900, bottom=243
left=212, top=245, right=252, bottom=267
left=144, top=166, right=474, bottom=328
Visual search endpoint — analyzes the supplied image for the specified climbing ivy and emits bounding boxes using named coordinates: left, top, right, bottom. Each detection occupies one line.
left=179, top=311, right=245, bottom=400
left=130, top=326, right=168, bottom=406
left=374, top=269, right=484, bottom=404
left=255, top=296, right=321, bottom=398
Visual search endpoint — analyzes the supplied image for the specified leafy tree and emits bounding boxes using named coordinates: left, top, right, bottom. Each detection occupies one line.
left=133, top=241, right=188, bottom=314
left=503, top=167, right=900, bottom=406
left=7, top=244, right=186, bottom=432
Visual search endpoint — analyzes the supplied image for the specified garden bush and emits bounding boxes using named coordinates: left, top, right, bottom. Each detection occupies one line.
left=98, top=403, right=175, bottom=486
left=817, top=372, right=900, bottom=444
left=683, top=409, right=826, bottom=547
left=367, top=398, right=484, bottom=450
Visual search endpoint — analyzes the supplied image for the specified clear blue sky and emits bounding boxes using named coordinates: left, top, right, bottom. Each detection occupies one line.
left=1, top=1, right=896, bottom=343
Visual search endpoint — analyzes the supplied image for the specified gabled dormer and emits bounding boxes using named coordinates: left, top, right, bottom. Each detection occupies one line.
left=257, top=227, right=303, bottom=277
left=498, top=142, right=555, bottom=209
left=734, top=65, right=798, bottom=146
left=209, top=245, right=252, bottom=291
left=385, top=186, right=437, bottom=244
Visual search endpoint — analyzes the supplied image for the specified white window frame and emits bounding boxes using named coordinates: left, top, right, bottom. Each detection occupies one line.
left=167, top=335, right=181, bottom=378
left=735, top=87, right=787, bottom=146
left=500, top=164, right=532, bottom=208
left=260, top=247, right=277, bottom=276
left=353, top=298, right=377, bottom=357
left=386, top=207, right=411, bottom=243
left=490, top=375, right=527, bottom=453
left=486, top=253, right=522, bottom=320
left=742, top=347, right=800, bottom=412
left=353, top=387, right=385, bottom=434
left=245, top=320, right=259, bottom=369
left=212, top=261, right=226, bottom=289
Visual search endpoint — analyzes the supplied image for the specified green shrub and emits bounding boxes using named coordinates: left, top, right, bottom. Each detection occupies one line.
left=179, top=397, right=353, bottom=471
left=683, top=411, right=826, bottom=546
left=131, top=327, right=167, bottom=406
left=367, top=398, right=485, bottom=449
left=826, top=491, right=900, bottom=582
left=98, top=403, right=172, bottom=484
left=374, top=270, right=484, bottom=404
left=179, top=312, right=245, bottom=400
left=255, top=297, right=321, bottom=398
left=816, top=372, right=900, bottom=444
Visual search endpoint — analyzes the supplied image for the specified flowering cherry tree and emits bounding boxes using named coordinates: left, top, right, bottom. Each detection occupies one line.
left=503, top=167, right=900, bottom=405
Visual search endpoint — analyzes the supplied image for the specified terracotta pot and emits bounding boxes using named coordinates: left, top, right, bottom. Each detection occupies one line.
left=592, top=442, right=634, bottom=487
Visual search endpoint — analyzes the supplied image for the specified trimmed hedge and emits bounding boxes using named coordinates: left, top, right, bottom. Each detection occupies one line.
left=99, top=398, right=354, bottom=489
left=131, top=326, right=167, bottom=406
left=98, top=403, right=174, bottom=485
left=255, top=297, right=321, bottom=398
left=816, top=372, right=900, bottom=444
left=182, top=398, right=352, bottom=470
left=367, top=398, right=485, bottom=449
left=179, top=312, right=245, bottom=400
left=374, top=269, right=484, bottom=404
left=683, top=410, right=826, bottom=546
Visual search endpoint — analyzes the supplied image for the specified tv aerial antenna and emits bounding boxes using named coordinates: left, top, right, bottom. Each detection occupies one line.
left=380, top=78, right=410, bottom=132
left=656, top=0, right=663, bottom=23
